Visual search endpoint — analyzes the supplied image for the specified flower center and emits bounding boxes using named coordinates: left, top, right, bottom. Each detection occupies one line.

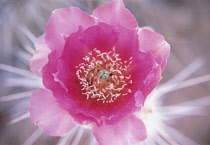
left=98, top=69, right=110, bottom=80
left=76, top=47, right=132, bottom=103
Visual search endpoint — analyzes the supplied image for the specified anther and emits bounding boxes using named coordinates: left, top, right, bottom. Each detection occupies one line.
left=76, top=48, right=133, bottom=103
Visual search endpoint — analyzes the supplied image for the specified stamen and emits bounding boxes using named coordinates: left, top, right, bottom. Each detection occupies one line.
left=76, top=47, right=133, bottom=103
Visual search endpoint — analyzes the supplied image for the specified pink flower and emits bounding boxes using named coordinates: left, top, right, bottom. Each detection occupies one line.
left=30, top=0, right=170, bottom=144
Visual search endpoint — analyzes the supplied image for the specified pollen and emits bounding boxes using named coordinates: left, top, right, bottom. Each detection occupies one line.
left=76, top=47, right=133, bottom=103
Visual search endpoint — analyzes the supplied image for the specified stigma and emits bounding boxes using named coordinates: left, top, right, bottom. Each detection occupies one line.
left=76, top=47, right=132, bottom=103
left=98, top=69, right=110, bottom=80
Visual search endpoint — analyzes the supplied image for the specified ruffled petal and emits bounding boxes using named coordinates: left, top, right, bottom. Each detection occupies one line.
left=138, top=28, right=164, bottom=52
left=153, top=42, right=170, bottom=71
left=142, top=67, right=162, bottom=96
left=56, top=23, right=142, bottom=125
left=112, top=26, right=158, bottom=106
left=93, top=0, right=138, bottom=29
left=92, top=115, right=147, bottom=145
left=45, top=7, right=96, bottom=57
left=42, top=23, right=165, bottom=127
left=30, top=35, right=50, bottom=77
left=79, top=22, right=119, bottom=51
left=138, top=28, right=170, bottom=70
left=30, top=88, right=75, bottom=136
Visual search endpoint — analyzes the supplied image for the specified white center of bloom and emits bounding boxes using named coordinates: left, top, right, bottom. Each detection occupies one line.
left=76, top=47, right=133, bottom=103
left=98, top=69, right=110, bottom=80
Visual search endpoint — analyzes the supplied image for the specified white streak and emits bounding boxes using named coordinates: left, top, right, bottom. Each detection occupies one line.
left=71, top=127, right=85, bottom=145
left=22, top=129, right=43, bottom=145
left=0, top=90, right=33, bottom=102
left=157, top=58, right=204, bottom=97
left=7, top=112, right=30, bottom=125
left=0, top=63, right=36, bottom=78
left=57, top=126, right=79, bottom=145
left=4, top=77, right=43, bottom=88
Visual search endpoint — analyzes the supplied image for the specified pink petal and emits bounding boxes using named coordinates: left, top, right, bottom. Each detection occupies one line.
left=153, top=42, right=170, bottom=70
left=92, top=115, right=147, bottom=145
left=141, top=26, right=155, bottom=32
left=42, top=23, right=163, bottom=126
left=42, top=45, right=98, bottom=125
left=42, top=51, right=67, bottom=101
left=79, top=22, right=119, bottom=51
left=142, top=67, right=162, bottom=96
left=134, top=91, right=145, bottom=107
left=30, top=35, right=50, bottom=77
left=138, top=28, right=164, bottom=52
left=138, top=28, right=170, bottom=70
left=45, top=7, right=96, bottom=57
left=30, top=88, right=75, bottom=136
left=56, top=23, right=143, bottom=125
left=93, top=0, right=138, bottom=29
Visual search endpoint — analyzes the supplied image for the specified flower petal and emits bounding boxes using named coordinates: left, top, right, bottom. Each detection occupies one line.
left=56, top=23, right=141, bottom=125
left=92, top=115, right=147, bottom=145
left=45, top=7, right=96, bottom=57
left=142, top=67, right=162, bottom=96
left=138, top=28, right=170, bottom=70
left=138, top=28, right=164, bottom=52
left=153, top=42, right=170, bottom=70
left=93, top=0, right=138, bottom=29
left=30, top=88, right=75, bottom=136
left=30, top=35, right=50, bottom=77
left=79, top=22, right=119, bottom=51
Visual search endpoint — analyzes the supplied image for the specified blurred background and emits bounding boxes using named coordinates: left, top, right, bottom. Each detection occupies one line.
left=0, top=0, right=210, bottom=145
